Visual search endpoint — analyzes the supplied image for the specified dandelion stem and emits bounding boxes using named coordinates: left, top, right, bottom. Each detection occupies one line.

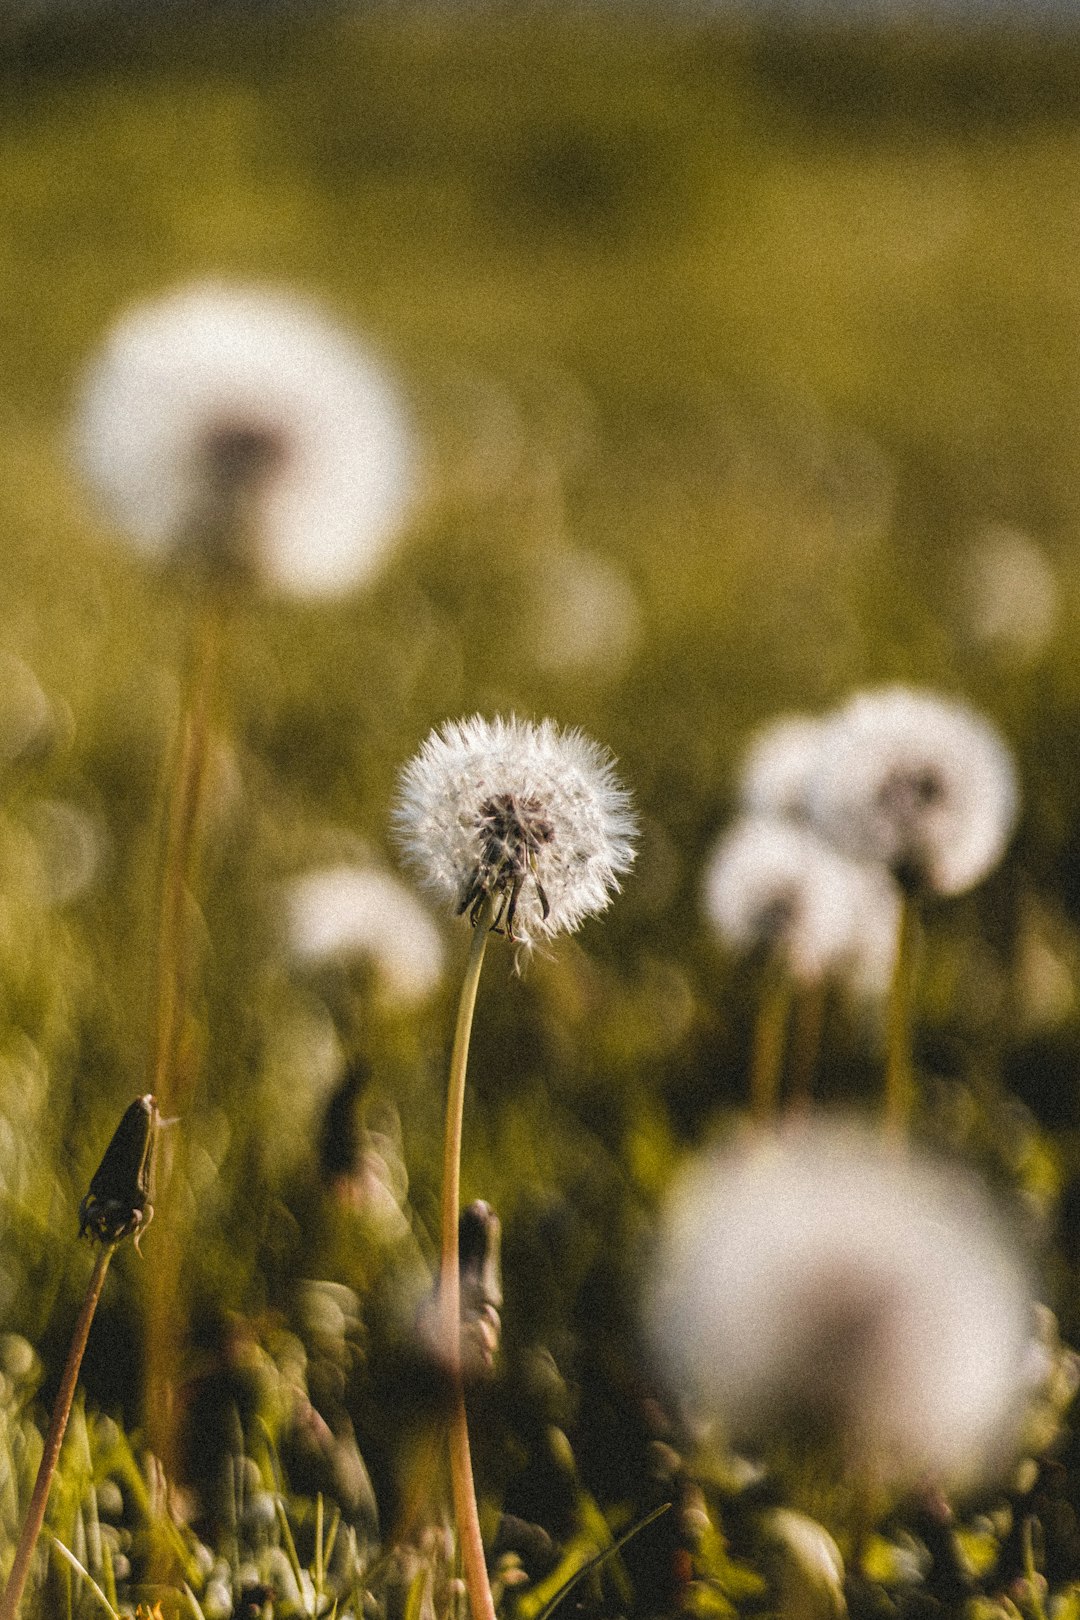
left=749, top=966, right=792, bottom=1125
left=441, top=899, right=496, bottom=1620
left=151, top=592, right=223, bottom=1114
left=787, top=982, right=826, bottom=1116
left=144, top=588, right=223, bottom=1496
left=884, top=893, right=919, bottom=1139
left=0, top=1245, right=115, bottom=1620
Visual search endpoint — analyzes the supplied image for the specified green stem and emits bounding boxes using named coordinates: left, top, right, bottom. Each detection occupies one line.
left=441, top=901, right=496, bottom=1620
left=144, top=590, right=223, bottom=1506
left=749, top=966, right=792, bottom=1125
left=151, top=593, right=222, bottom=1115
left=884, top=892, right=919, bottom=1140
left=0, top=1245, right=115, bottom=1620
left=786, top=981, right=826, bottom=1117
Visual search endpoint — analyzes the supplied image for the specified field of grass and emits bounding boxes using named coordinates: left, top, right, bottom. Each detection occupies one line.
left=3, top=4, right=1080, bottom=1616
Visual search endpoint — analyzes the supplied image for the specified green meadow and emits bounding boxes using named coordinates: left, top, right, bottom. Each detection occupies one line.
left=2, top=6, right=1080, bottom=1615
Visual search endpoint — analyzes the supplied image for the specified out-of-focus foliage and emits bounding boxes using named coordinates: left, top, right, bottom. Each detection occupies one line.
left=4, top=3, right=1080, bottom=1615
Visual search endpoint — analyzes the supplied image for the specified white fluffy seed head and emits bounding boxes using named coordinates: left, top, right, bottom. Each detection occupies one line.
left=646, top=1120, right=1038, bottom=1496
left=739, top=714, right=830, bottom=821
left=702, top=818, right=900, bottom=998
left=286, top=865, right=444, bottom=1006
left=806, top=686, right=1019, bottom=896
left=73, top=280, right=416, bottom=598
left=393, top=714, right=636, bottom=949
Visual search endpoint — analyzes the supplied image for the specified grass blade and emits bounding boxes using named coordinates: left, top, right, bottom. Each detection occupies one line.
left=48, top=1534, right=120, bottom=1620
left=532, top=1502, right=671, bottom=1620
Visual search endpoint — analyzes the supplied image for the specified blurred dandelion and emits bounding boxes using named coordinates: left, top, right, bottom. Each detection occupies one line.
left=394, top=714, right=636, bottom=949
left=73, top=279, right=416, bottom=598
left=703, top=818, right=900, bottom=999
left=393, top=715, right=635, bottom=1620
left=960, top=524, right=1059, bottom=663
left=739, top=714, right=829, bottom=822
left=646, top=1120, right=1037, bottom=1502
left=807, top=686, right=1018, bottom=900
left=286, top=863, right=444, bottom=1007
left=703, top=818, right=899, bottom=1118
left=528, top=548, right=641, bottom=677
left=26, top=799, right=105, bottom=907
left=806, top=686, right=1018, bottom=1134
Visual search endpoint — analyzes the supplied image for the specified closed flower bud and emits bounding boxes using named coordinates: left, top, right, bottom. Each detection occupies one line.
left=78, top=1094, right=158, bottom=1248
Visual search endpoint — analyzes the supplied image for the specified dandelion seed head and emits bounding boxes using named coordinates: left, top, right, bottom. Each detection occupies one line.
left=286, top=864, right=444, bottom=1006
left=702, top=818, right=900, bottom=997
left=739, top=714, right=829, bottom=821
left=646, top=1120, right=1038, bottom=1495
left=73, top=279, right=416, bottom=598
left=393, top=714, right=636, bottom=948
left=807, top=686, right=1019, bottom=896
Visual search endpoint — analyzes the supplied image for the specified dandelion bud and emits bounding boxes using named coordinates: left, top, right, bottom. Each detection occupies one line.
left=461, top=1200, right=503, bottom=1376
left=78, top=1095, right=158, bottom=1248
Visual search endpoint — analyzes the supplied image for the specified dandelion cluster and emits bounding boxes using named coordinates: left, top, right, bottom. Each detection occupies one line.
left=393, top=714, right=636, bottom=947
left=707, top=685, right=1018, bottom=1000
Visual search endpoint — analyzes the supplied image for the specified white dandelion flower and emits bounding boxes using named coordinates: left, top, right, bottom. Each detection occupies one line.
left=73, top=279, right=415, bottom=598
left=646, top=1120, right=1037, bottom=1495
left=703, top=818, right=900, bottom=998
left=393, top=714, right=636, bottom=948
left=739, top=714, right=829, bottom=821
left=807, top=686, right=1019, bottom=896
left=286, top=864, right=444, bottom=1006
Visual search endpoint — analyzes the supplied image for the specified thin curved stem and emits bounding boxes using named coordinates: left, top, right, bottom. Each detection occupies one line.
left=0, top=1245, right=115, bottom=1620
left=441, top=901, right=496, bottom=1620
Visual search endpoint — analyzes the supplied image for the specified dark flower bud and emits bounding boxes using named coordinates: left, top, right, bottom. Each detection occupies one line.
left=78, top=1094, right=158, bottom=1248
left=460, top=1200, right=502, bottom=1315
left=461, top=1200, right=502, bottom=1376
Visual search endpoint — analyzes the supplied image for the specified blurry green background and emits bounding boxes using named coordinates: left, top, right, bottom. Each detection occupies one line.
left=3, top=0, right=1080, bottom=1528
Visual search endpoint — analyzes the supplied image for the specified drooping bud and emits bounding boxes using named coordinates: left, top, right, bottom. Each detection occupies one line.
left=78, top=1095, right=159, bottom=1249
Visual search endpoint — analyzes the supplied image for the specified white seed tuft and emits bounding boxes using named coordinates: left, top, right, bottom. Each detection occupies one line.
left=393, top=714, right=636, bottom=949
left=285, top=864, right=444, bottom=1006
left=703, top=817, right=900, bottom=999
left=806, top=686, right=1019, bottom=896
left=646, top=1119, right=1038, bottom=1495
left=73, top=279, right=416, bottom=598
